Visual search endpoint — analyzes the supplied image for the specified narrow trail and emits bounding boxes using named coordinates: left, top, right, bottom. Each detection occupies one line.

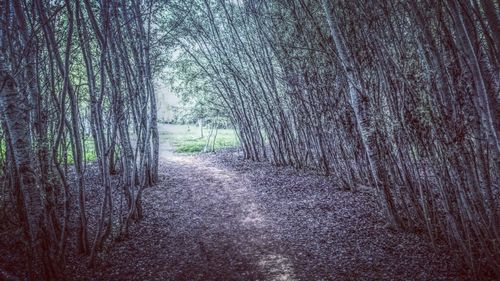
left=81, top=144, right=468, bottom=281
left=143, top=138, right=296, bottom=280
left=65, top=125, right=468, bottom=280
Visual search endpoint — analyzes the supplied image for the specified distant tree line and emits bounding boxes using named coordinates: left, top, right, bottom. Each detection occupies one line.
left=0, top=0, right=160, bottom=278
left=165, top=0, right=499, bottom=277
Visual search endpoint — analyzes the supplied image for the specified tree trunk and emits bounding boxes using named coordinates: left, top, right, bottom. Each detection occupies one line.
left=0, top=57, right=59, bottom=280
left=321, top=0, right=400, bottom=226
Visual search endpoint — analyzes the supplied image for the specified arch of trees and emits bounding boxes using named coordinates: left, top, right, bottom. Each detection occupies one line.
left=0, top=0, right=499, bottom=279
left=1, top=0, right=160, bottom=278
left=166, top=0, right=499, bottom=277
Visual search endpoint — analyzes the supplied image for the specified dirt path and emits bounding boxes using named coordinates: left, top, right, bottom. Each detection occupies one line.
left=0, top=128, right=476, bottom=280
left=79, top=146, right=468, bottom=281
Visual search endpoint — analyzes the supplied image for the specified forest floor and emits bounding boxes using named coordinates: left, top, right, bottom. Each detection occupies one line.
left=68, top=147, right=469, bottom=280
left=1, top=127, right=473, bottom=280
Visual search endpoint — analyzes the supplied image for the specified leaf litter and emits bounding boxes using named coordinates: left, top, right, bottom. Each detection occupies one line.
left=2, top=148, right=473, bottom=280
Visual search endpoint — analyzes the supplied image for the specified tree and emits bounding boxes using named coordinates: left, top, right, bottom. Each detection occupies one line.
left=0, top=0, right=161, bottom=278
left=162, top=0, right=499, bottom=277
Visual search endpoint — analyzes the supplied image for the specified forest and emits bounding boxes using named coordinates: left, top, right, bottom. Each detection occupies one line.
left=0, top=0, right=498, bottom=280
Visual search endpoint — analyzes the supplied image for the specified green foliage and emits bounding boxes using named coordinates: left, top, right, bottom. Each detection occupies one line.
left=160, top=124, right=238, bottom=153
left=0, top=138, right=97, bottom=167
left=62, top=139, right=97, bottom=164
left=163, top=45, right=230, bottom=126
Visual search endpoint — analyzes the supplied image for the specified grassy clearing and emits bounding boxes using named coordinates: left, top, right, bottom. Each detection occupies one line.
left=159, top=124, right=239, bottom=153
left=1, top=124, right=237, bottom=165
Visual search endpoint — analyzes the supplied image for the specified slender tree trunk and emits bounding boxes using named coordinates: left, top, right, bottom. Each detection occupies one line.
left=0, top=55, right=59, bottom=280
left=450, top=0, right=499, bottom=155
left=321, top=0, right=400, bottom=226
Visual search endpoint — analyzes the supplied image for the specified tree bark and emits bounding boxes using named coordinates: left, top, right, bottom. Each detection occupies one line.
left=321, top=0, right=400, bottom=226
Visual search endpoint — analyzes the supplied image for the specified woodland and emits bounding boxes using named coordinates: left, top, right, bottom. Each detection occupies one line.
left=0, top=0, right=498, bottom=280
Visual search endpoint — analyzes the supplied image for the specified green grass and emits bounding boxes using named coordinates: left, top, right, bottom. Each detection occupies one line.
left=159, top=124, right=239, bottom=153
left=0, top=124, right=237, bottom=165
left=0, top=138, right=97, bottom=165
left=81, top=139, right=98, bottom=162
left=61, top=139, right=97, bottom=164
